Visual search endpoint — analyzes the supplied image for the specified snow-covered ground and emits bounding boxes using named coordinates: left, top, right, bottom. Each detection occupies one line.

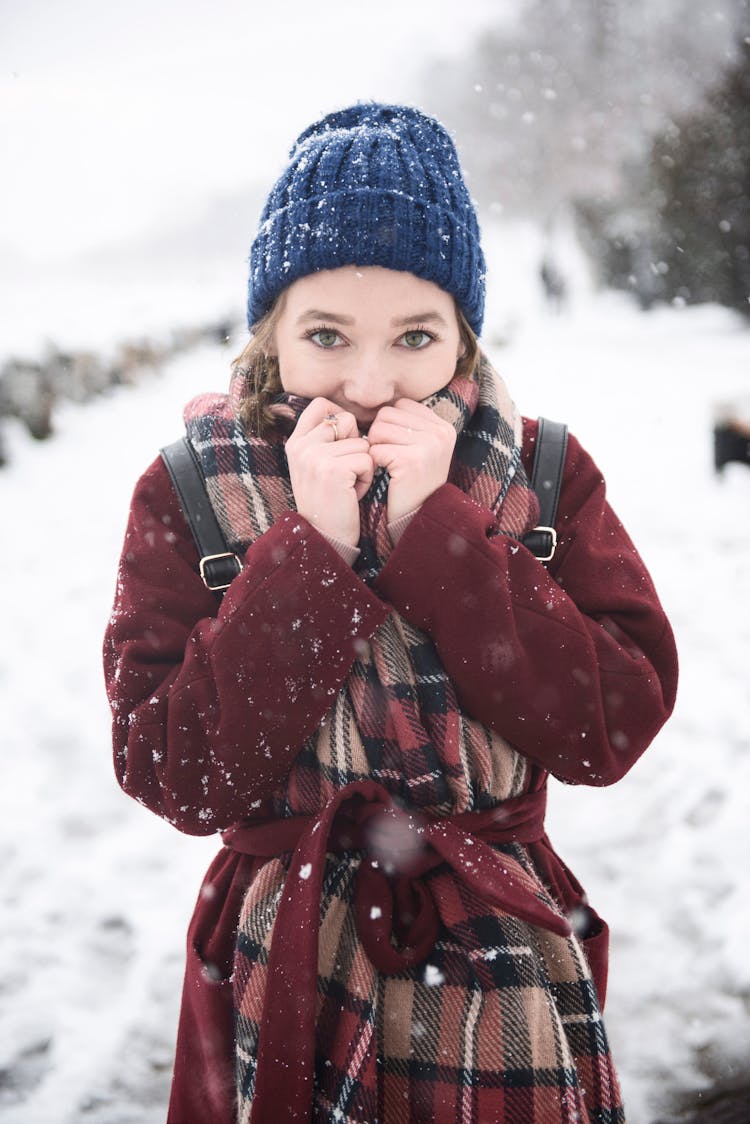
left=1, top=268, right=749, bottom=1123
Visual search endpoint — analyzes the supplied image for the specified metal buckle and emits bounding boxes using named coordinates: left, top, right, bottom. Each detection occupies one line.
left=199, top=552, right=242, bottom=592
left=530, top=526, right=557, bottom=563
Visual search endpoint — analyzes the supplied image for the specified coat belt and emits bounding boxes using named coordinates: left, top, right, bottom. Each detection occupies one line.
left=222, top=780, right=571, bottom=1123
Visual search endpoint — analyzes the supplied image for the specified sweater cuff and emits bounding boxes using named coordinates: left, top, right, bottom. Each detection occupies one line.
left=320, top=532, right=361, bottom=567
left=387, top=509, right=419, bottom=546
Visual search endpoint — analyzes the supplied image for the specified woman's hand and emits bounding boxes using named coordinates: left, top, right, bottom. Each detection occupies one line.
left=367, top=399, right=457, bottom=524
left=285, top=397, right=374, bottom=547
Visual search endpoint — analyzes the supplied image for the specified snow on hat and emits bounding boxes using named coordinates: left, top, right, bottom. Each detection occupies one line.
left=247, top=103, right=486, bottom=335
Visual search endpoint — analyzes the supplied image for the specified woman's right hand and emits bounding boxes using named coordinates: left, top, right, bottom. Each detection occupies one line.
left=285, top=397, right=374, bottom=547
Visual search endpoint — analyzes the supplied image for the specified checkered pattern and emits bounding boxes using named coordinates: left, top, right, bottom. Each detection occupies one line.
left=184, top=358, right=625, bottom=1122
left=233, top=846, right=623, bottom=1122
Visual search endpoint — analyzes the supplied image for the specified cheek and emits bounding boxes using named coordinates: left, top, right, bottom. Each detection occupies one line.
left=277, top=357, right=301, bottom=393
left=409, top=351, right=458, bottom=397
left=275, top=337, right=306, bottom=391
left=278, top=348, right=338, bottom=395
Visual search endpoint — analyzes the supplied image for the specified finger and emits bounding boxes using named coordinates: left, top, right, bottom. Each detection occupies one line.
left=372, top=404, right=425, bottom=428
left=355, top=476, right=373, bottom=501
left=331, top=411, right=360, bottom=440
left=369, top=410, right=447, bottom=447
left=313, top=409, right=361, bottom=442
left=351, top=455, right=375, bottom=499
left=293, top=397, right=344, bottom=437
left=367, top=418, right=419, bottom=446
left=370, top=401, right=442, bottom=435
left=299, top=448, right=373, bottom=492
left=322, top=436, right=372, bottom=456
left=368, top=443, right=400, bottom=471
left=296, top=405, right=361, bottom=445
left=290, top=440, right=371, bottom=484
left=391, top=398, right=439, bottom=421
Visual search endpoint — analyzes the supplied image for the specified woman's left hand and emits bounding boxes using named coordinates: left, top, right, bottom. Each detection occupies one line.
left=367, top=399, right=457, bottom=524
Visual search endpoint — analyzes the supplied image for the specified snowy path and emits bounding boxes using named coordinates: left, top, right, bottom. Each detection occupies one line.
left=1, top=297, right=748, bottom=1123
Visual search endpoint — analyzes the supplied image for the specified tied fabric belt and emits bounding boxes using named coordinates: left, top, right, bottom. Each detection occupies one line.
left=222, top=780, right=571, bottom=1123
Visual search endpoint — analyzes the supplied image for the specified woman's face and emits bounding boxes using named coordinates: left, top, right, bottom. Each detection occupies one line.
left=271, top=266, right=464, bottom=432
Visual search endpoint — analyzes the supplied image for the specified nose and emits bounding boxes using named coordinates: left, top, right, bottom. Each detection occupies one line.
left=341, top=355, right=395, bottom=412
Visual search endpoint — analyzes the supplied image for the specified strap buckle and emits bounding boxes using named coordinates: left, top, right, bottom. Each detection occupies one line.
left=199, top=552, right=242, bottom=592
left=523, top=526, right=557, bottom=563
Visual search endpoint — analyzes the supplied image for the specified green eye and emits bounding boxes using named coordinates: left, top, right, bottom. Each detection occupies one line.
left=402, top=330, right=432, bottom=349
left=310, top=329, right=341, bottom=348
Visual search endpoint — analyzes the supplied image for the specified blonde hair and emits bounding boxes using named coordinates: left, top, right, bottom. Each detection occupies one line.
left=232, top=296, right=480, bottom=438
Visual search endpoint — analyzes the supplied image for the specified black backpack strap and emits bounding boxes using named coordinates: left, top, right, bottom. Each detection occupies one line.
left=160, top=437, right=242, bottom=595
left=521, top=417, right=569, bottom=563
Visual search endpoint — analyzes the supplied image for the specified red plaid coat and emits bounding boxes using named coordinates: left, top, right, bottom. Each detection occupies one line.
left=104, top=418, right=678, bottom=1122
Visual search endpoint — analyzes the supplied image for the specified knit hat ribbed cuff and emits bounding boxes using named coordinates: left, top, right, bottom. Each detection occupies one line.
left=249, top=188, right=485, bottom=334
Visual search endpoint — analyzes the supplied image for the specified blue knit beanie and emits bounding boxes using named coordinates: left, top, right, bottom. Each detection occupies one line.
left=247, top=103, right=486, bottom=335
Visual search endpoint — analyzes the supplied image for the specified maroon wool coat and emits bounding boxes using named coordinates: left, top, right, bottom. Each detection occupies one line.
left=103, top=418, right=678, bottom=1124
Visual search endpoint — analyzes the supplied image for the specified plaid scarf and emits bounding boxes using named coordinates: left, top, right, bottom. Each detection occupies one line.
left=185, top=355, right=536, bottom=581
left=184, top=358, right=625, bottom=1123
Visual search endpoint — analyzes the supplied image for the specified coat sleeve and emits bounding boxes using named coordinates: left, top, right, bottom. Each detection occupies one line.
left=103, top=457, right=390, bottom=835
left=375, top=425, right=678, bottom=786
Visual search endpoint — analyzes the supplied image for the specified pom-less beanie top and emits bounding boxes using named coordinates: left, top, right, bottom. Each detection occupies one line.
left=247, top=103, right=486, bottom=336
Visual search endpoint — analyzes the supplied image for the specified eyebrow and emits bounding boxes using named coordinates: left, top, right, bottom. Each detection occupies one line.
left=296, top=310, right=356, bottom=326
left=296, top=309, right=449, bottom=327
left=391, top=311, right=449, bottom=328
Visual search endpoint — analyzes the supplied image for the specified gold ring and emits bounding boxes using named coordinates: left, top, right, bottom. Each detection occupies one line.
left=324, top=413, right=339, bottom=440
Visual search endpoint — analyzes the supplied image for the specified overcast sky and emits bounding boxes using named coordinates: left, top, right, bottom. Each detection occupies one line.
left=2, top=0, right=513, bottom=264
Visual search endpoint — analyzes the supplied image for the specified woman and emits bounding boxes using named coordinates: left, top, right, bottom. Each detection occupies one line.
left=104, top=103, right=678, bottom=1123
